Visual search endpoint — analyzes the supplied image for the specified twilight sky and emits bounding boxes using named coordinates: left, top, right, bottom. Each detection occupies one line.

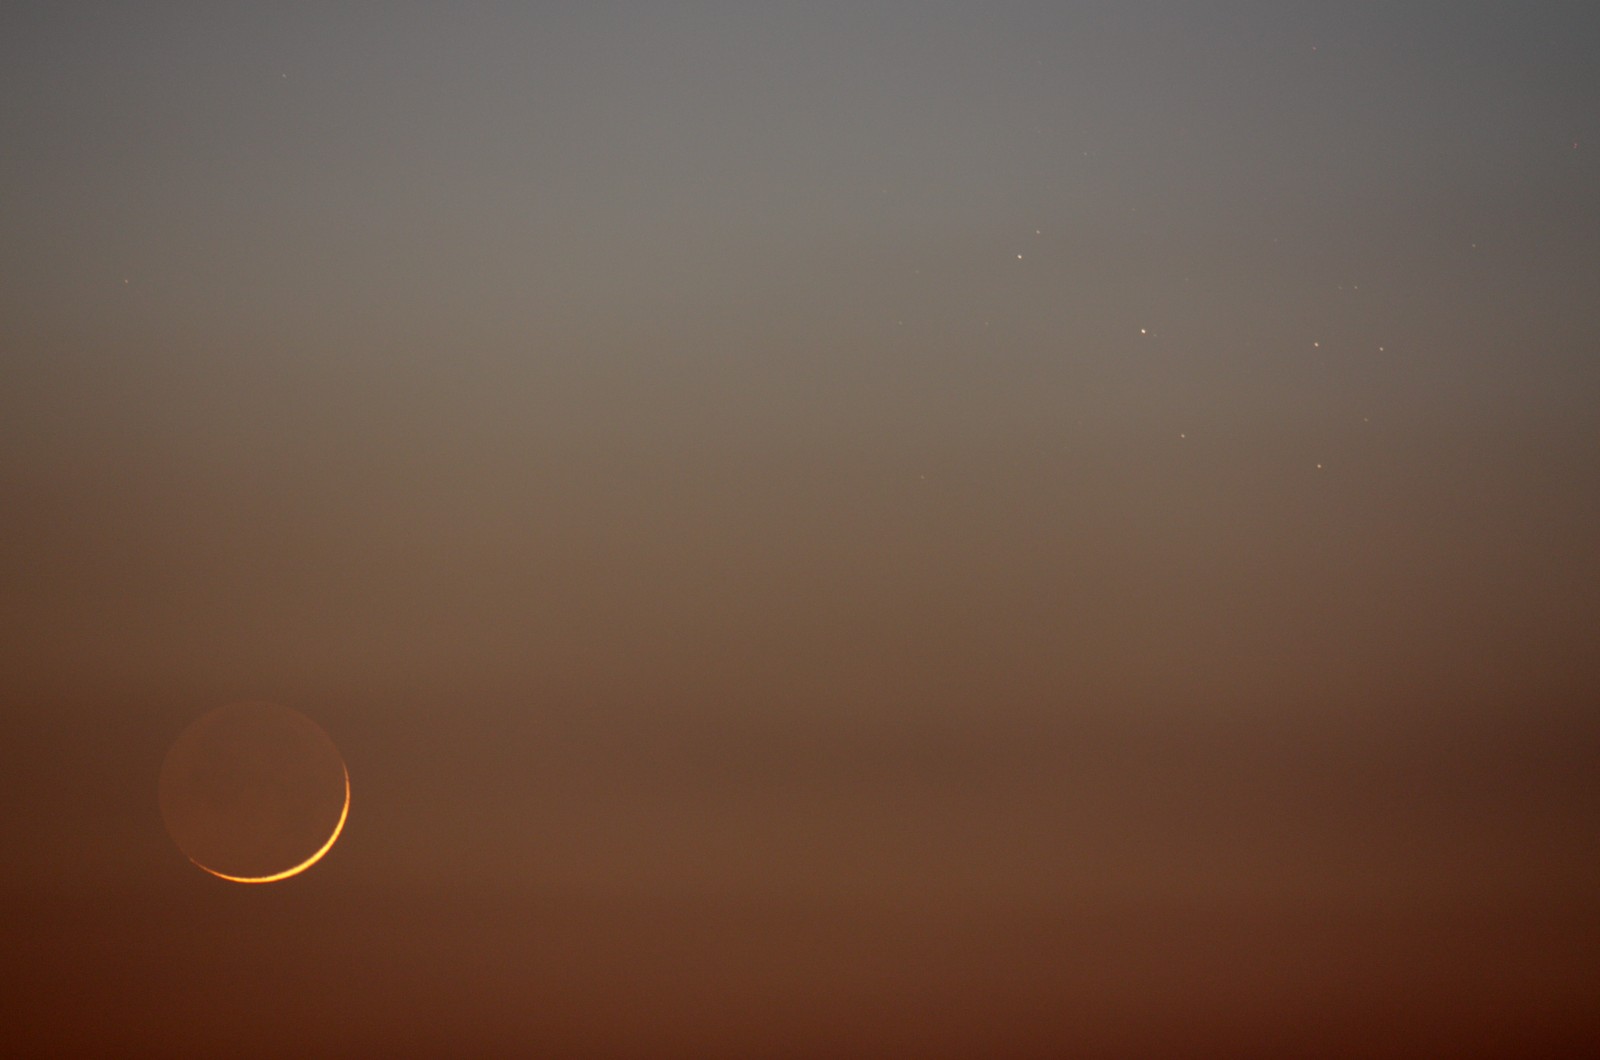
left=3, top=3, right=1598, bottom=1056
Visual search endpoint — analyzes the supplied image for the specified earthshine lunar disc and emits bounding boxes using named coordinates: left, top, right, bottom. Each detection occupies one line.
left=158, top=702, right=349, bottom=883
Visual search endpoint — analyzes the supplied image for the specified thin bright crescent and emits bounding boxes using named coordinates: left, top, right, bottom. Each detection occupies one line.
left=193, top=766, right=350, bottom=884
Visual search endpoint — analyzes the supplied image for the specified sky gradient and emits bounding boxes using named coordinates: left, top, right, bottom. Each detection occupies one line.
left=3, top=3, right=1598, bottom=1055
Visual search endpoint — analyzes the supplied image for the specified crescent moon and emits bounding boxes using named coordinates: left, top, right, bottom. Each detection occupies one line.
left=192, top=766, right=350, bottom=884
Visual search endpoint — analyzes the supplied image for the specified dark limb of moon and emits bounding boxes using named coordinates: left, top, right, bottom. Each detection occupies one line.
left=158, top=702, right=349, bottom=883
